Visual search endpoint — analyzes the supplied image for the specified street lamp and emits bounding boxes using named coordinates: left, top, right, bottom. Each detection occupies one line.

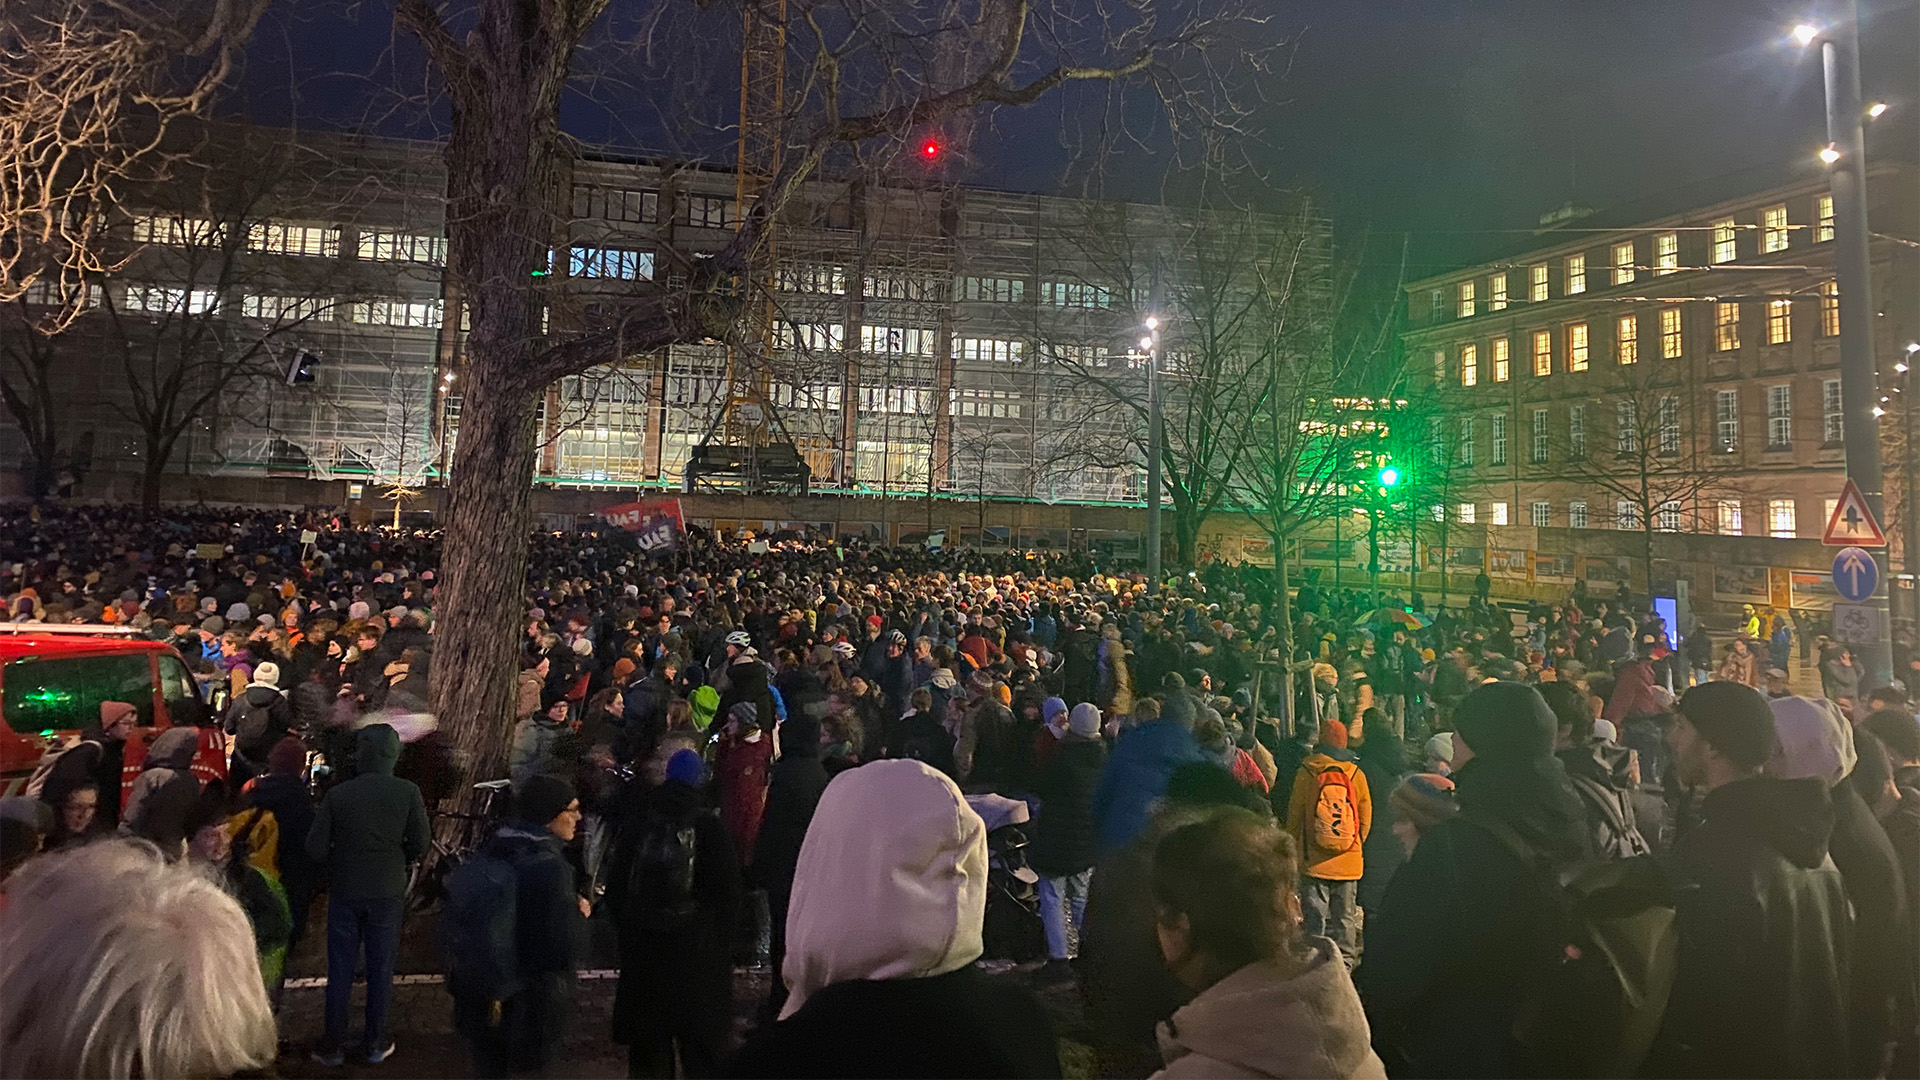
left=1793, top=4, right=1895, bottom=686
left=1141, top=320, right=1164, bottom=588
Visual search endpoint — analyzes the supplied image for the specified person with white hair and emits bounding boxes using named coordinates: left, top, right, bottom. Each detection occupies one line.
left=725, top=759, right=1059, bottom=1077
left=0, top=838, right=278, bottom=1079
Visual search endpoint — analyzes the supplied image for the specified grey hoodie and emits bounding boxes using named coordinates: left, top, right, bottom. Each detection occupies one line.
left=1153, top=937, right=1386, bottom=1079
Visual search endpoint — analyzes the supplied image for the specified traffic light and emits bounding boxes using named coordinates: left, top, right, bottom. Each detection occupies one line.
left=284, top=348, right=320, bottom=386
left=920, top=137, right=941, bottom=160
left=1377, top=464, right=1400, bottom=488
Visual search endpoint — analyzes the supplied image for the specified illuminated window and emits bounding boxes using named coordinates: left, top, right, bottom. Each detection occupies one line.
left=1654, top=232, right=1678, bottom=275
left=1820, top=280, right=1839, bottom=336
left=1492, top=337, right=1510, bottom=382
left=1659, top=396, right=1680, bottom=456
left=1657, top=501, right=1683, bottom=532
left=1458, top=281, right=1476, bottom=318
left=1566, top=254, right=1586, bottom=294
left=248, top=222, right=339, bottom=258
left=1531, top=408, right=1550, bottom=463
left=348, top=298, right=440, bottom=327
left=1718, top=499, right=1743, bottom=535
left=1492, top=414, right=1508, bottom=465
left=860, top=324, right=937, bottom=355
left=1823, top=379, right=1843, bottom=442
left=1816, top=194, right=1834, bottom=242
left=1716, top=389, right=1740, bottom=449
left=1768, top=498, right=1797, bottom=538
left=122, top=285, right=218, bottom=315
left=1532, top=501, right=1552, bottom=527
left=1491, top=501, right=1510, bottom=526
left=1460, top=343, right=1478, bottom=387
left=954, top=337, right=1024, bottom=363
left=1715, top=302, right=1740, bottom=351
left=1567, top=322, right=1589, bottom=371
left=1490, top=273, right=1508, bottom=311
left=1529, top=263, right=1549, bottom=301
left=568, top=245, right=653, bottom=280
left=241, top=295, right=327, bottom=321
left=1711, top=217, right=1737, bottom=263
left=357, top=230, right=445, bottom=265
left=1762, top=204, right=1790, bottom=253
left=1532, top=329, right=1552, bottom=376
left=774, top=321, right=845, bottom=352
left=1660, top=307, right=1683, bottom=359
left=779, top=264, right=847, bottom=294
left=1617, top=314, right=1638, bottom=365
left=1767, top=299, right=1792, bottom=345
left=1612, top=241, right=1636, bottom=285
left=1569, top=500, right=1589, bottom=529
left=1459, top=418, right=1475, bottom=466
left=1569, top=404, right=1587, bottom=459
left=1767, top=385, right=1792, bottom=448
left=129, top=214, right=219, bottom=246
left=1457, top=502, right=1477, bottom=524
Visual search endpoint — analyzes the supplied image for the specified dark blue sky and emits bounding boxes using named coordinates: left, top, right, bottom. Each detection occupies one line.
left=238, top=0, right=1918, bottom=273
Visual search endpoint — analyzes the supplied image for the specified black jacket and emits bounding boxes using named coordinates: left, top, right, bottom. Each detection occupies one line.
left=305, top=724, right=430, bottom=901
left=751, top=744, right=830, bottom=899
left=1827, top=778, right=1913, bottom=1077
left=225, top=684, right=293, bottom=761
left=723, top=964, right=1060, bottom=1079
left=1029, top=736, right=1105, bottom=878
left=717, top=659, right=778, bottom=730
left=1648, top=775, right=1853, bottom=1079
left=246, top=772, right=317, bottom=888
left=38, top=725, right=125, bottom=829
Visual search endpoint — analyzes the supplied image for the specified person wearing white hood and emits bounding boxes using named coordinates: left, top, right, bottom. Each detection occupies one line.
left=724, top=759, right=1060, bottom=1078
left=1148, top=808, right=1385, bottom=1079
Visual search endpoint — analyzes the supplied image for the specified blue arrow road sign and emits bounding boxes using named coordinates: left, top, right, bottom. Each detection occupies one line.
left=1832, top=546, right=1879, bottom=604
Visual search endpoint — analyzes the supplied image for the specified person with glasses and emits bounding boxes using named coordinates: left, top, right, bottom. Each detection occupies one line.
left=451, top=774, right=585, bottom=1078
left=37, top=700, right=139, bottom=831
left=44, top=781, right=103, bottom=851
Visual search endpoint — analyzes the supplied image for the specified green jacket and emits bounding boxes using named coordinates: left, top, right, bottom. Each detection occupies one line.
left=307, top=724, right=430, bottom=901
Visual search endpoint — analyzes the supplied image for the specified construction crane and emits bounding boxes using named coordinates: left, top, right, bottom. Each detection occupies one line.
left=685, top=0, right=810, bottom=493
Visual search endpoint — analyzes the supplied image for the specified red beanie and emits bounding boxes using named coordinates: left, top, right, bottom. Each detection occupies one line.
left=1321, top=718, right=1349, bottom=749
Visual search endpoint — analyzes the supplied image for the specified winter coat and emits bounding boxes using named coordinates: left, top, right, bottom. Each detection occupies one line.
left=1153, top=940, right=1386, bottom=1079
left=1826, top=778, right=1914, bottom=1077
left=957, top=697, right=1020, bottom=793
left=717, top=659, right=778, bottom=734
left=714, top=728, right=773, bottom=865
left=1357, top=755, right=1593, bottom=1078
left=1602, top=659, right=1659, bottom=722
left=509, top=715, right=568, bottom=791
left=1285, top=748, right=1372, bottom=882
left=1719, top=649, right=1759, bottom=688
left=246, top=772, right=316, bottom=894
left=1029, top=736, right=1107, bottom=878
left=607, top=780, right=741, bottom=1054
left=121, top=727, right=203, bottom=851
left=1082, top=818, right=1199, bottom=1078
left=1821, top=657, right=1861, bottom=702
left=305, top=724, right=430, bottom=902
left=515, top=670, right=544, bottom=721
left=1092, top=720, right=1207, bottom=856
left=750, top=740, right=830, bottom=900
left=225, top=684, right=293, bottom=761
left=1647, top=775, right=1853, bottom=1079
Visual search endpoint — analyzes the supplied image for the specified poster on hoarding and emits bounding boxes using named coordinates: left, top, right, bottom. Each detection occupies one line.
left=599, top=498, right=685, bottom=552
left=1579, top=555, right=1633, bottom=584
left=1489, top=548, right=1530, bottom=579
left=1534, top=553, right=1575, bottom=583
left=1712, top=564, right=1772, bottom=604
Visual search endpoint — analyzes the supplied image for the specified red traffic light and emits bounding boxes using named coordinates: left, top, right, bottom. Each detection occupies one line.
left=920, top=138, right=940, bottom=159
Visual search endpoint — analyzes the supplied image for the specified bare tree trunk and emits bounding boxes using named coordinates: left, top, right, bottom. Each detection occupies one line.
left=1271, top=524, right=1295, bottom=738
left=140, top=443, right=167, bottom=508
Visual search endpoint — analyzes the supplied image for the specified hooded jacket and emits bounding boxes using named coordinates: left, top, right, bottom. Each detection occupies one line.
left=1556, top=738, right=1650, bottom=859
left=1648, top=775, right=1853, bottom=1079
left=226, top=683, right=293, bottom=760
left=1093, top=720, right=1207, bottom=856
left=1285, top=746, right=1372, bottom=881
left=1153, top=939, right=1386, bottom=1079
left=121, top=726, right=202, bottom=850
left=726, top=759, right=1058, bottom=1078
left=305, top=724, right=430, bottom=901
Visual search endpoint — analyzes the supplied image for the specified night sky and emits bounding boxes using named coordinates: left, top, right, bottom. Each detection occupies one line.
left=238, top=0, right=1919, bottom=275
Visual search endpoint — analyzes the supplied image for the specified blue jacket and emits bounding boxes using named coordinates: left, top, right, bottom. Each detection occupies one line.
left=1091, top=720, right=1206, bottom=855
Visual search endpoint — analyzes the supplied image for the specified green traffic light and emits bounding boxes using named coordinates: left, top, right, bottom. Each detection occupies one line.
left=1378, top=466, right=1400, bottom=487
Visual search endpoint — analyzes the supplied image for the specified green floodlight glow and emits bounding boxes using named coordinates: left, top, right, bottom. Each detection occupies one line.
left=1378, top=466, right=1400, bottom=487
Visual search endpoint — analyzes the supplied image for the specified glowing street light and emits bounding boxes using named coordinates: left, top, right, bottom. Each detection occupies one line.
left=1792, top=23, right=1820, bottom=45
left=1820, top=143, right=1842, bottom=164
left=1868, top=101, right=1888, bottom=118
left=1144, top=315, right=1160, bottom=331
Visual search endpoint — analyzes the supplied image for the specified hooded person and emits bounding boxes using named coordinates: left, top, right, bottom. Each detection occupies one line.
left=37, top=700, right=137, bottom=830
left=725, top=759, right=1061, bottom=1078
left=1092, top=682, right=1209, bottom=856
left=1357, top=681, right=1594, bottom=1078
left=751, top=713, right=831, bottom=1021
left=1767, top=695, right=1913, bottom=1079
left=607, top=749, right=742, bottom=1079
left=119, top=725, right=203, bottom=852
left=1644, top=682, right=1853, bottom=1079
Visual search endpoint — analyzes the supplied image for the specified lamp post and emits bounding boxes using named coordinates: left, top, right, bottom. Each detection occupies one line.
left=1797, top=5, right=1894, bottom=687
left=1142, top=318, right=1163, bottom=588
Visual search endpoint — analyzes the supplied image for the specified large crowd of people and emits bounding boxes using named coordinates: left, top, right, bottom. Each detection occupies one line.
left=0, top=501, right=1917, bottom=1079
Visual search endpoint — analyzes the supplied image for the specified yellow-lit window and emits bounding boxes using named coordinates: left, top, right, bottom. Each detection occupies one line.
left=1492, top=337, right=1511, bottom=382
left=1654, top=232, right=1678, bottom=275
left=1762, top=204, right=1789, bottom=253
left=1566, top=254, right=1586, bottom=294
left=1532, top=330, right=1552, bottom=376
left=1617, top=314, right=1638, bottom=365
left=1816, top=194, right=1834, bottom=242
left=1458, top=281, right=1476, bottom=318
left=1712, top=217, right=1737, bottom=263
left=1660, top=307, right=1683, bottom=359
left=1767, top=299, right=1792, bottom=344
left=1568, top=323, right=1590, bottom=371
left=1461, top=343, right=1479, bottom=387
left=1529, top=263, right=1548, bottom=301
left=1820, top=281, right=1839, bottom=336
left=1612, top=241, right=1636, bottom=285
left=1490, top=273, right=1508, bottom=311
left=1715, top=302, right=1741, bottom=351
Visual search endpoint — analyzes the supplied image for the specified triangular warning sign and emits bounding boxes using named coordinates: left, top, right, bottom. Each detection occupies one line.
left=1822, top=478, right=1887, bottom=546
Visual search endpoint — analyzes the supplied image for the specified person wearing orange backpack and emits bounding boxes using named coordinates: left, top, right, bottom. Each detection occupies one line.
left=1283, top=718, right=1370, bottom=970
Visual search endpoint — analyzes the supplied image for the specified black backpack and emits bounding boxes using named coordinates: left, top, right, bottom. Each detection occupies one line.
left=1566, top=772, right=1651, bottom=860
left=625, top=810, right=700, bottom=926
left=440, top=837, right=527, bottom=1005
left=1464, top=812, right=1678, bottom=1079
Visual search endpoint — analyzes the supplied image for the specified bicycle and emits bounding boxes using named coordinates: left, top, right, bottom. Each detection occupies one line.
left=404, top=779, right=511, bottom=912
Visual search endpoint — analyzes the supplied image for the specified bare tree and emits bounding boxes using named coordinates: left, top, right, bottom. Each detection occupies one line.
left=0, top=0, right=268, bottom=330
left=1549, top=357, right=1746, bottom=598
left=389, top=0, right=1275, bottom=788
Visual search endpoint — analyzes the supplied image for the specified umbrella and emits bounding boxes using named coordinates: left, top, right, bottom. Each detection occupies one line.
left=1378, top=609, right=1431, bottom=629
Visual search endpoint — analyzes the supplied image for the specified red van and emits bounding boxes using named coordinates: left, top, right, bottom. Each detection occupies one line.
left=0, top=625, right=226, bottom=807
